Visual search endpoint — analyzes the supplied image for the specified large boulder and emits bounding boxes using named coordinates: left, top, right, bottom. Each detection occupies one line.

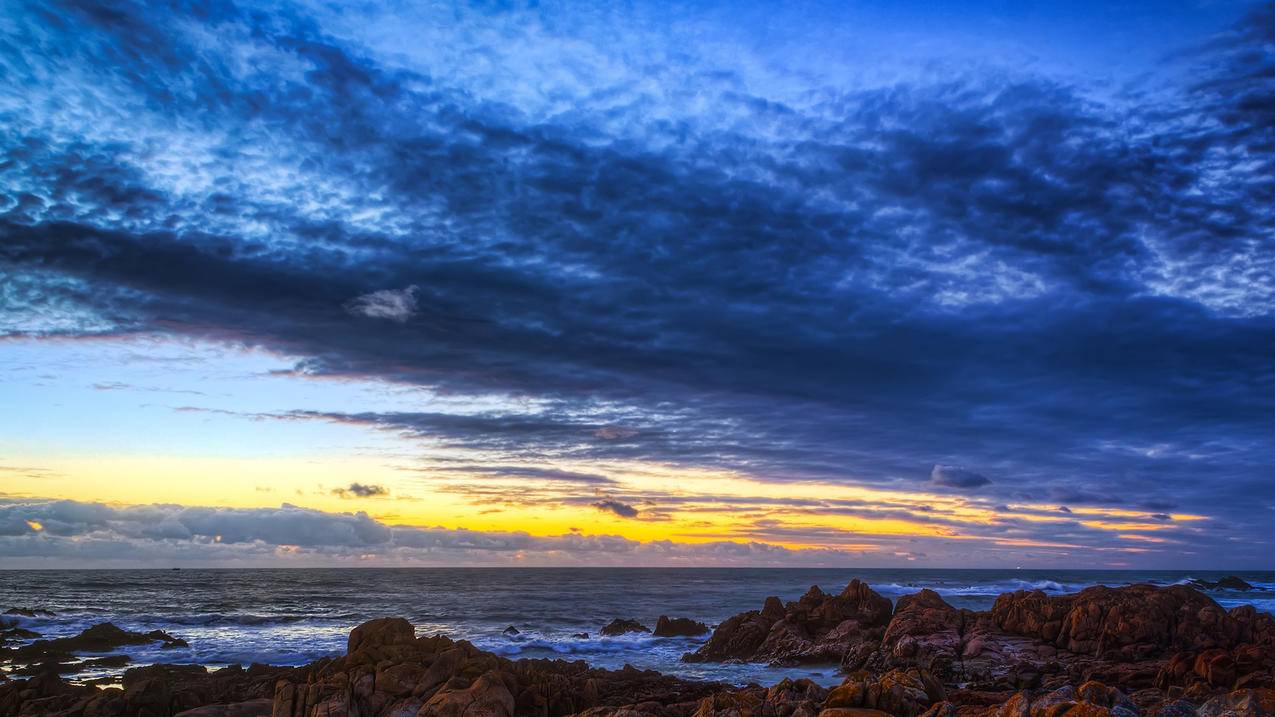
left=993, top=585, right=1241, bottom=660
left=681, top=597, right=783, bottom=662
left=875, top=590, right=965, bottom=676
left=347, top=618, right=415, bottom=653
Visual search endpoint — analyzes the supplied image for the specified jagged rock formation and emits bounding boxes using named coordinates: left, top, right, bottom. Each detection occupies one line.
left=688, top=581, right=1275, bottom=696
left=684, top=580, right=893, bottom=666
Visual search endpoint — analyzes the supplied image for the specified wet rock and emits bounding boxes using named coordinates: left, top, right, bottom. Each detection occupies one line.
left=681, top=607, right=775, bottom=663
left=0, top=626, right=41, bottom=645
left=572, top=633, right=589, bottom=639
left=1190, top=577, right=1256, bottom=592
left=4, top=608, right=55, bottom=618
left=600, top=620, right=651, bottom=637
left=8, top=623, right=187, bottom=667
left=502, top=626, right=520, bottom=636
left=0, top=671, right=107, bottom=717
left=652, top=617, right=708, bottom=638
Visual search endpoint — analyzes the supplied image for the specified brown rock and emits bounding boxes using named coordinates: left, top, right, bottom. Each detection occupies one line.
left=173, top=699, right=274, bottom=717
left=693, top=687, right=765, bottom=717
left=1196, top=688, right=1275, bottom=717
left=995, top=692, right=1031, bottom=717
left=817, top=709, right=891, bottom=717
left=347, top=618, right=415, bottom=654
left=682, top=610, right=775, bottom=663
left=376, top=664, right=427, bottom=698
left=1194, top=650, right=1236, bottom=688
left=767, top=677, right=828, bottom=707
left=826, top=674, right=869, bottom=709
left=652, top=618, right=708, bottom=638
left=918, top=703, right=957, bottom=717
left=992, top=585, right=1240, bottom=660
left=688, top=580, right=892, bottom=666
left=601, top=620, right=651, bottom=637
left=869, top=669, right=940, bottom=717
left=10, top=623, right=186, bottom=667
left=1149, top=700, right=1197, bottom=717
left=418, top=672, right=514, bottom=717
left=878, top=591, right=964, bottom=677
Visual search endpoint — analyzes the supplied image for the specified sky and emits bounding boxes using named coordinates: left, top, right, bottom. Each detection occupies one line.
left=0, top=0, right=1273, bottom=569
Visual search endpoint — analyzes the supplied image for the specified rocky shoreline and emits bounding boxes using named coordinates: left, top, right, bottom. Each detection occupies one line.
left=3, top=580, right=1275, bottom=717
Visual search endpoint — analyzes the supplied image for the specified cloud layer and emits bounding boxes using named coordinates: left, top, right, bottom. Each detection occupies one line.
left=0, top=497, right=855, bottom=568
left=2, top=0, right=1274, bottom=565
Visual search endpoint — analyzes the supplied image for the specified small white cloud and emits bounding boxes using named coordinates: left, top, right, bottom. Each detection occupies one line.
left=346, top=286, right=418, bottom=322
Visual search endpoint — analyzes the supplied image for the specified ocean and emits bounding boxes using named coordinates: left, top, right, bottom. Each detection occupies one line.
left=3, top=568, right=1273, bottom=687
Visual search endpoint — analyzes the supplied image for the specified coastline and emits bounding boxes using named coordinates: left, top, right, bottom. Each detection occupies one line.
left=4, top=577, right=1275, bottom=717
left=3, top=568, right=1273, bottom=687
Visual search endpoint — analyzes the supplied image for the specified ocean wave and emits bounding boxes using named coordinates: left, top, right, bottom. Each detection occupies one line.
left=57, top=612, right=354, bottom=628
left=1165, top=577, right=1275, bottom=591
left=134, top=613, right=339, bottom=627
left=477, top=632, right=703, bottom=658
left=870, top=578, right=1087, bottom=597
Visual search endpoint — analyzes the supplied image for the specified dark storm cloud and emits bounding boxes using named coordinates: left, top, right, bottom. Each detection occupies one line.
left=2, top=0, right=1275, bottom=563
left=930, top=465, right=993, bottom=489
left=593, top=500, right=640, bottom=519
left=332, top=483, right=389, bottom=499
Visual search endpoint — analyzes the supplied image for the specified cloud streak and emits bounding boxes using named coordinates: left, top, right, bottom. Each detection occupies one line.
left=593, top=500, right=640, bottom=519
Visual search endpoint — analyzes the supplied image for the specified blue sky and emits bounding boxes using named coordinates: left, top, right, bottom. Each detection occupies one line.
left=1, top=0, right=1273, bottom=567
